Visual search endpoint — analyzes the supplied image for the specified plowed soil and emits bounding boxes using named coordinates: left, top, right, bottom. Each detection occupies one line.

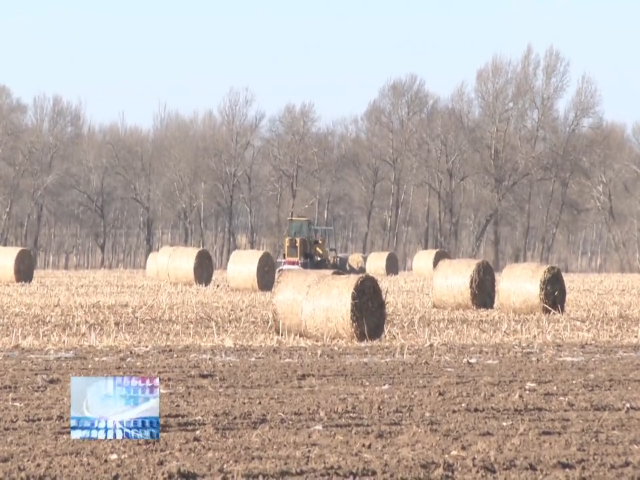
left=1, top=344, right=640, bottom=478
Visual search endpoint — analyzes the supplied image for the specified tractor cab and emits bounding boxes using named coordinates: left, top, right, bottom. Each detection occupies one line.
left=288, top=218, right=312, bottom=240
left=280, top=217, right=338, bottom=269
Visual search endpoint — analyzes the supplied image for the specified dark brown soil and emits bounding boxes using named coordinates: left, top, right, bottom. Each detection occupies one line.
left=2, top=344, right=640, bottom=478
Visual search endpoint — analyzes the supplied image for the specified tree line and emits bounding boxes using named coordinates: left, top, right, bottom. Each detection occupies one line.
left=1, top=44, right=639, bottom=273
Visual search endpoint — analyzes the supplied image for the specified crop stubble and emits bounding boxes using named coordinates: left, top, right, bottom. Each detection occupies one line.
left=1, top=270, right=640, bottom=348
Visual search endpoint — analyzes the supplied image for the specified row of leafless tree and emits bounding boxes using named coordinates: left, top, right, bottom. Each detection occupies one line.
left=1, top=44, right=639, bottom=272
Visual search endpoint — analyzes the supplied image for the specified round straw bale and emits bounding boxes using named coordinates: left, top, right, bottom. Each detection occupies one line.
left=145, top=252, right=158, bottom=278
left=155, top=246, right=176, bottom=281
left=227, top=249, right=276, bottom=292
left=432, top=258, right=495, bottom=310
left=365, top=251, right=399, bottom=276
left=347, top=253, right=367, bottom=273
left=0, top=246, right=35, bottom=283
left=272, top=270, right=385, bottom=341
left=156, top=246, right=214, bottom=286
left=272, top=270, right=343, bottom=336
left=497, top=262, right=566, bottom=314
left=412, top=249, right=451, bottom=278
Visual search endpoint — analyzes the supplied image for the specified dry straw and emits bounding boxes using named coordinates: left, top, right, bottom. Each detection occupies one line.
left=145, top=252, right=158, bottom=278
left=432, top=258, right=495, bottom=310
left=155, top=246, right=174, bottom=280
left=497, top=262, right=567, bottom=314
left=347, top=253, right=367, bottom=273
left=366, top=251, right=399, bottom=276
left=227, top=249, right=276, bottom=292
left=412, top=249, right=451, bottom=278
left=272, top=269, right=385, bottom=341
left=0, top=246, right=35, bottom=283
left=154, top=245, right=214, bottom=286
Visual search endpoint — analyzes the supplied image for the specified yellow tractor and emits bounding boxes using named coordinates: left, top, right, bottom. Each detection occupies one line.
left=276, top=217, right=342, bottom=270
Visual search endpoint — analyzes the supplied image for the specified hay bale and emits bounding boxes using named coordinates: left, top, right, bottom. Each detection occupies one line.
left=227, top=249, right=276, bottom=292
left=0, top=246, right=35, bottom=283
left=155, top=245, right=214, bottom=286
left=365, top=251, right=399, bottom=276
left=497, top=262, right=566, bottom=314
left=412, top=249, right=451, bottom=278
left=432, top=258, right=495, bottom=310
left=272, top=270, right=344, bottom=337
left=272, top=269, right=385, bottom=341
left=145, top=252, right=158, bottom=278
left=347, top=253, right=367, bottom=273
left=155, top=246, right=176, bottom=281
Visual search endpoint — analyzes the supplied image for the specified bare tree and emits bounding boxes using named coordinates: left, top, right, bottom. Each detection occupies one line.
left=107, top=117, right=157, bottom=258
left=21, top=94, right=85, bottom=263
left=581, top=121, right=633, bottom=270
left=70, top=126, right=118, bottom=267
left=0, top=86, right=28, bottom=245
left=421, top=86, right=473, bottom=253
left=239, top=139, right=267, bottom=249
left=470, top=54, right=535, bottom=269
left=211, top=87, right=265, bottom=266
left=152, top=105, right=205, bottom=246
left=0, top=44, right=637, bottom=273
left=537, top=71, right=601, bottom=263
left=365, top=74, right=433, bottom=251
left=353, top=117, right=384, bottom=253
left=266, top=102, right=318, bottom=242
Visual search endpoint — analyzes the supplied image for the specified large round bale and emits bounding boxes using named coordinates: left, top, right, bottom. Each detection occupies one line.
left=272, top=269, right=385, bottom=342
left=155, top=246, right=176, bottom=281
left=347, top=253, right=367, bottom=273
left=0, top=246, right=35, bottom=283
left=145, top=252, right=158, bottom=278
left=432, top=258, right=495, bottom=310
left=227, top=249, right=276, bottom=292
left=497, top=262, right=566, bottom=314
left=365, top=251, right=399, bottom=276
left=272, top=270, right=344, bottom=336
left=156, top=246, right=214, bottom=286
left=412, top=249, right=451, bottom=278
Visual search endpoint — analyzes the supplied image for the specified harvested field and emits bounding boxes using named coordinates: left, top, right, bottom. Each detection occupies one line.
left=2, top=344, right=640, bottom=477
left=1, top=270, right=640, bottom=476
left=1, top=270, right=640, bottom=347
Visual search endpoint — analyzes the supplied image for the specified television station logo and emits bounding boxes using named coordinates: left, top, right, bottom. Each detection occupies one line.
left=70, top=376, right=160, bottom=440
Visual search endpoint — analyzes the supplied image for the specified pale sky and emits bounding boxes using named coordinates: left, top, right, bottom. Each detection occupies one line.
left=1, top=0, right=637, bottom=127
